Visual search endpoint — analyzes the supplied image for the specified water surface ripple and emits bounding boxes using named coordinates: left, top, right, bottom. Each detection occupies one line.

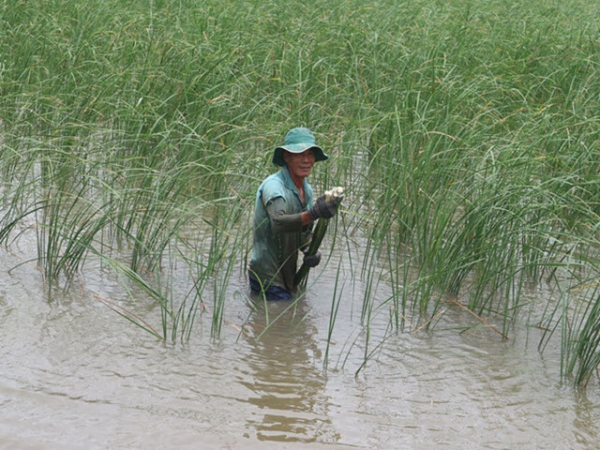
left=1, top=249, right=599, bottom=449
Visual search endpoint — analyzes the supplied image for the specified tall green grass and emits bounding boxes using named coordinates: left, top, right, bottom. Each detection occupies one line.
left=1, top=0, right=600, bottom=385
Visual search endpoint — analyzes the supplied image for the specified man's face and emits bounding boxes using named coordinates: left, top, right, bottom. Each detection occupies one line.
left=284, top=149, right=316, bottom=180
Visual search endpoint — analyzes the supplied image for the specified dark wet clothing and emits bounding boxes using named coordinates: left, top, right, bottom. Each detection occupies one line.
left=249, top=166, right=313, bottom=297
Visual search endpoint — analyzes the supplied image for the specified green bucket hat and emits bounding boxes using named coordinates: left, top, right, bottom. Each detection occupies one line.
left=272, top=127, right=329, bottom=167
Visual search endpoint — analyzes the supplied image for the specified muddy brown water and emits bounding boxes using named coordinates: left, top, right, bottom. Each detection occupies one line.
left=1, top=238, right=600, bottom=450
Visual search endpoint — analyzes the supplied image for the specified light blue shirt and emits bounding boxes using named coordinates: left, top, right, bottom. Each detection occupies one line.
left=249, top=167, right=314, bottom=292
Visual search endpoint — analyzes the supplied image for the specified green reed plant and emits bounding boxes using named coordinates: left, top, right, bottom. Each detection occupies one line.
left=565, top=283, right=600, bottom=387
left=2, top=0, right=600, bottom=384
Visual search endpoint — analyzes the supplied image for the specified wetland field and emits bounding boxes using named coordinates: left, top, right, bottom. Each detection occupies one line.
left=2, top=0, right=600, bottom=448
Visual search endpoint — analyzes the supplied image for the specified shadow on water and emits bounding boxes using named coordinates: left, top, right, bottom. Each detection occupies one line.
left=238, top=296, right=340, bottom=443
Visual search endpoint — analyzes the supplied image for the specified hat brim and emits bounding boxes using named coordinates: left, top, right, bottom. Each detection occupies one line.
left=272, top=145, right=329, bottom=167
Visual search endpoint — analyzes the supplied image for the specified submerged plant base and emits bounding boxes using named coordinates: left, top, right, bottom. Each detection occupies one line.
left=2, top=0, right=600, bottom=386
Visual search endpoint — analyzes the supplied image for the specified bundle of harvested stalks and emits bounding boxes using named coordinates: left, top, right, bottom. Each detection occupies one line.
left=294, top=187, right=344, bottom=288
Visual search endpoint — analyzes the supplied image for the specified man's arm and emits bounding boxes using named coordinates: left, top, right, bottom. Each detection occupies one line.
left=266, top=197, right=313, bottom=233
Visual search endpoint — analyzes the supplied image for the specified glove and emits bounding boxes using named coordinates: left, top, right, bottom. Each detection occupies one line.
left=303, top=251, right=321, bottom=268
left=308, top=194, right=341, bottom=220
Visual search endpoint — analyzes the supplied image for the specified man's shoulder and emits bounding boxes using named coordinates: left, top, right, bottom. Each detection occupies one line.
left=261, top=171, right=286, bottom=190
left=260, top=171, right=288, bottom=202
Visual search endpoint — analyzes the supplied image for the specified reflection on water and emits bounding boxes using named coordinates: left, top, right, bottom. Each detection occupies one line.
left=240, top=299, right=340, bottom=443
left=1, top=241, right=600, bottom=449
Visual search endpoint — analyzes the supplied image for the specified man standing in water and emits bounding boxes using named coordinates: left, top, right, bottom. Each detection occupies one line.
left=249, top=127, right=341, bottom=300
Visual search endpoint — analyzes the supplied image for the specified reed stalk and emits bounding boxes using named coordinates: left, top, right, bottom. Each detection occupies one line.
left=1, top=0, right=600, bottom=385
left=294, top=187, right=344, bottom=288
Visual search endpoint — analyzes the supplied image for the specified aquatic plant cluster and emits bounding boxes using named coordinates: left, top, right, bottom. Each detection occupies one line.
left=1, top=0, right=600, bottom=385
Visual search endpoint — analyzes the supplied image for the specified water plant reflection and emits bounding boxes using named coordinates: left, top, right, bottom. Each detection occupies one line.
left=2, top=0, right=600, bottom=387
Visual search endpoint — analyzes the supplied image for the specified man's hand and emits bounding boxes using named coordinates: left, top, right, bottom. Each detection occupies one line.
left=303, top=251, right=321, bottom=268
left=308, top=194, right=341, bottom=220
